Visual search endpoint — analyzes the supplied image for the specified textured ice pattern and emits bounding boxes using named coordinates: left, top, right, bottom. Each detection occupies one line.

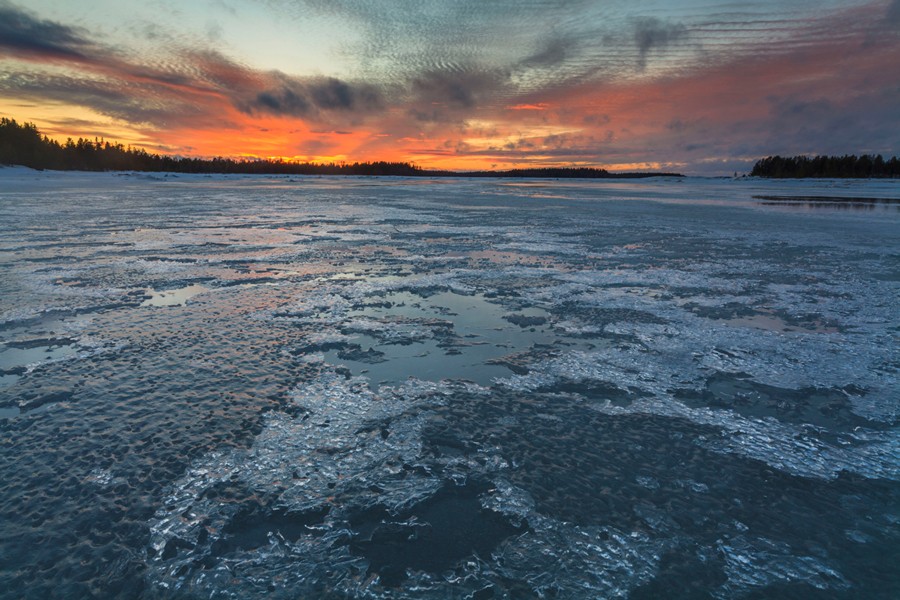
left=0, top=171, right=897, bottom=598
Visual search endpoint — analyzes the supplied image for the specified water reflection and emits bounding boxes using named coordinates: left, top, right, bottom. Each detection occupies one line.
left=323, top=290, right=559, bottom=386
left=754, top=194, right=900, bottom=211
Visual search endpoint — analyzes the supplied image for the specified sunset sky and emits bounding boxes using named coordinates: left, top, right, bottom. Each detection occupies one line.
left=1, top=0, right=898, bottom=174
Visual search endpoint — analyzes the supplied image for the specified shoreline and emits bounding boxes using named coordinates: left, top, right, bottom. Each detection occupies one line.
left=0, top=163, right=683, bottom=180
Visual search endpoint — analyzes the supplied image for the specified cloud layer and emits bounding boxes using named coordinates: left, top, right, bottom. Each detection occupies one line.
left=1, top=0, right=898, bottom=173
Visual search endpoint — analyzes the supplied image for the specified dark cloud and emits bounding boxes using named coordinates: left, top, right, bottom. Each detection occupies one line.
left=667, top=118, right=688, bottom=132
left=255, top=89, right=310, bottom=114
left=888, top=0, right=900, bottom=26
left=0, top=4, right=225, bottom=94
left=502, top=138, right=535, bottom=151
left=521, top=38, right=571, bottom=67
left=764, top=95, right=856, bottom=152
left=0, top=71, right=208, bottom=126
left=311, top=77, right=381, bottom=111
left=402, top=69, right=510, bottom=124
left=633, top=17, right=688, bottom=68
left=582, top=113, right=611, bottom=126
left=412, top=72, right=476, bottom=108
left=725, top=88, right=900, bottom=158
left=770, top=96, right=834, bottom=121
left=407, top=108, right=445, bottom=123
left=410, top=70, right=506, bottom=109
left=247, top=74, right=383, bottom=117
left=0, top=2, right=93, bottom=60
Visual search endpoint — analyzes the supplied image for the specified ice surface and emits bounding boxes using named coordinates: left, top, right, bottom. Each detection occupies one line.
left=141, top=284, right=210, bottom=306
left=716, top=536, right=849, bottom=598
left=0, top=170, right=897, bottom=598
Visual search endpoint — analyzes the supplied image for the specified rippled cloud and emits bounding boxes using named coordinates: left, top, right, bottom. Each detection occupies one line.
left=1, top=0, right=898, bottom=172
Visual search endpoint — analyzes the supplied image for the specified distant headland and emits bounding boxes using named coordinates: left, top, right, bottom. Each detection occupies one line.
left=0, top=118, right=681, bottom=179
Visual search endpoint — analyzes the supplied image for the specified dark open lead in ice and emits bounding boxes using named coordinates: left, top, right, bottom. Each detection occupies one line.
left=350, top=481, right=527, bottom=587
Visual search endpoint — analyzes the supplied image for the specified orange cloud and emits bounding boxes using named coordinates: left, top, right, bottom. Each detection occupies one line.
left=508, top=103, right=549, bottom=111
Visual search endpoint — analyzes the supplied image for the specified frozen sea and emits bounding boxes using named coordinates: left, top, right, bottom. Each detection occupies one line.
left=0, top=168, right=898, bottom=599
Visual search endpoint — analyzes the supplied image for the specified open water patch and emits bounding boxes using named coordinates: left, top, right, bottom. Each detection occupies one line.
left=311, top=289, right=561, bottom=386
left=0, top=337, right=79, bottom=371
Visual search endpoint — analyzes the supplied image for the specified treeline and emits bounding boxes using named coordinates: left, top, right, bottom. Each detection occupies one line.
left=751, top=154, right=900, bottom=178
left=0, top=118, right=423, bottom=176
left=0, top=118, right=679, bottom=178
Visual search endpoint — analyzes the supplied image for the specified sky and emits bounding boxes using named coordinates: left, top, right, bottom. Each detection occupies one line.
left=1, top=0, right=898, bottom=174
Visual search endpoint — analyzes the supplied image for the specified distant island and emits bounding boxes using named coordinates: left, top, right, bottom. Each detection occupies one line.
left=0, top=118, right=681, bottom=179
left=751, top=154, right=900, bottom=178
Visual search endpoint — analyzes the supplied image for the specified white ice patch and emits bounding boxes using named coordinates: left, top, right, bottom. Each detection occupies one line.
left=494, top=348, right=688, bottom=398
left=83, top=468, right=126, bottom=487
left=295, top=331, right=355, bottom=348
left=593, top=396, right=899, bottom=481
left=272, top=290, right=353, bottom=324
left=343, top=271, right=478, bottom=298
left=715, top=536, right=849, bottom=598
left=497, top=230, right=593, bottom=256
left=483, top=479, right=665, bottom=599
left=342, top=317, right=435, bottom=344
left=141, top=284, right=209, bottom=307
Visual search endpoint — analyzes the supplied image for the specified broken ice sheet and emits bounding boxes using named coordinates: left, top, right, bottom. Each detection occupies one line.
left=3, top=174, right=897, bottom=599
left=503, top=277, right=898, bottom=422
left=146, top=370, right=502, bottom=594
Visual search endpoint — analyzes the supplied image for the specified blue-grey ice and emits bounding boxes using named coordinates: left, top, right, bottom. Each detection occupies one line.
left=0, top=169, right=897, bottom=598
